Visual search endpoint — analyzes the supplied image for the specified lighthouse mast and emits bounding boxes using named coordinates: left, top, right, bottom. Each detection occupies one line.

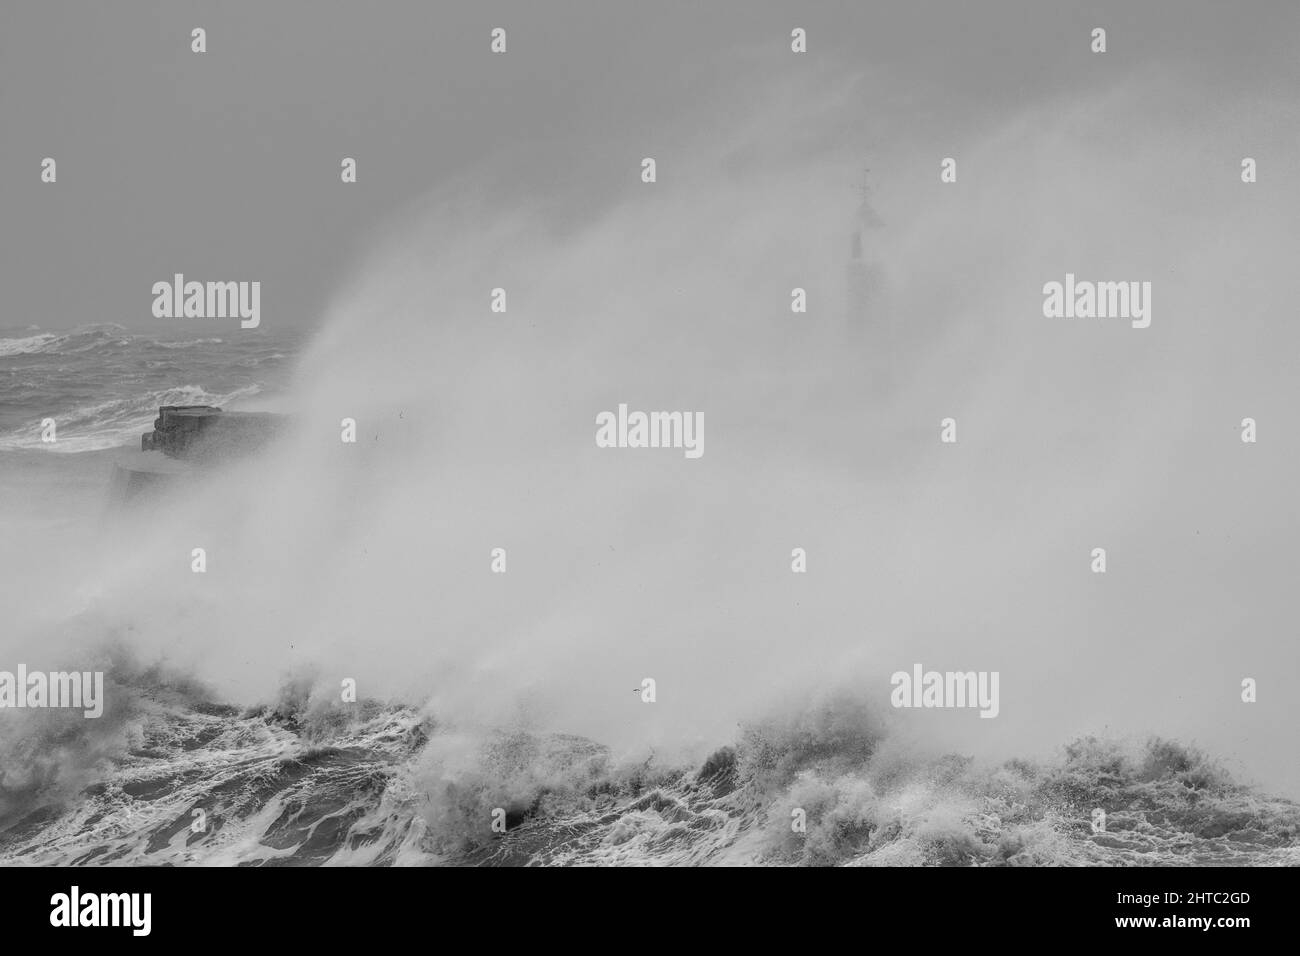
left=844, top=165, right=891, bottom=390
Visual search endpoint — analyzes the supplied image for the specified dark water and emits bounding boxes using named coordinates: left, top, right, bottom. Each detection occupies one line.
left=0, top=323, right=300, bottom=452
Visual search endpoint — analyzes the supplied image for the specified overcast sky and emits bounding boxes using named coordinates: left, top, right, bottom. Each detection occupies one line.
left=3, top=0, right=1298, bottom=332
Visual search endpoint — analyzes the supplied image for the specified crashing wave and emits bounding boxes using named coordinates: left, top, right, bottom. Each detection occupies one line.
left=1, top=668, right=1294, bottom=867
left=0, top=325, right=130, bottom=358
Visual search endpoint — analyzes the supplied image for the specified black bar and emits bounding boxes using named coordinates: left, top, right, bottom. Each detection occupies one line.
left=0, top=865, right=1282, bottom=942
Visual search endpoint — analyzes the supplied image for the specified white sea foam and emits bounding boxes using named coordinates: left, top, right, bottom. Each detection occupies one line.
left=0, top=333, right=60, bottom=357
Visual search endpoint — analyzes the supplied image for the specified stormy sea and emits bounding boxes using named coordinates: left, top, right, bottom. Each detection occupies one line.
left=1, top=317, right=1297, bottom=867
left=2, top=660, right=1299, bottom=867
left=4, top=73, right=1300, bottom=865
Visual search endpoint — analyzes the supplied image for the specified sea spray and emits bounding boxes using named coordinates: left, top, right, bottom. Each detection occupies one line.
left=3, top=70, right=1300, bottom=834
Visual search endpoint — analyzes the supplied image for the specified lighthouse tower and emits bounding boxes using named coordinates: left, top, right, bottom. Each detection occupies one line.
left=845, top=169, right=891, bottom=392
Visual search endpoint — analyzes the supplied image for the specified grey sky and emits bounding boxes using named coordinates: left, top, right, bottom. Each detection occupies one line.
left=3, top=1, right=1298, bottom=331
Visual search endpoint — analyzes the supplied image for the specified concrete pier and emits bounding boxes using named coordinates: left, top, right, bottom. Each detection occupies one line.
left=141, top=405, right=286, bottom=461
left=110, top=405, right=288, bottom=503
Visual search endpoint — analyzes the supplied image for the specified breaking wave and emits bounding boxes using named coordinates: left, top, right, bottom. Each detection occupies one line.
left=0, top=325, right=130, bottom=357
left=0, top=333, right=61, bottom=358
left=1, top=666, right=1294, bottom=866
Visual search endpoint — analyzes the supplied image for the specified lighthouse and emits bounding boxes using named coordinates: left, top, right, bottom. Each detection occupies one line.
left=845, top=169, right=892, bottom=393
